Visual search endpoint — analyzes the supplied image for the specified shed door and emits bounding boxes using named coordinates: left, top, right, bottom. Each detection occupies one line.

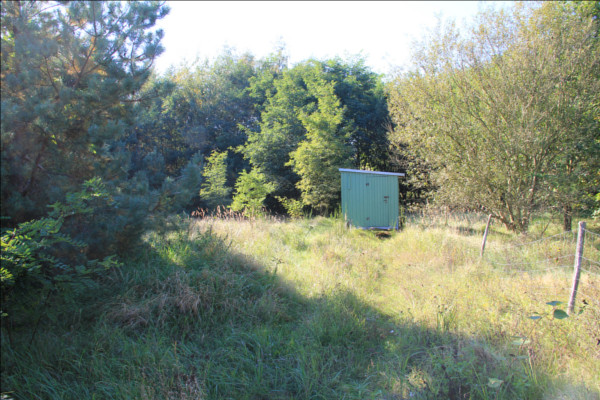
left=362, top=175, right=392, bottom=227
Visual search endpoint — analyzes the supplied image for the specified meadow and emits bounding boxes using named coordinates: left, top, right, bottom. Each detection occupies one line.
left=1, top=212, right=599, bottom=399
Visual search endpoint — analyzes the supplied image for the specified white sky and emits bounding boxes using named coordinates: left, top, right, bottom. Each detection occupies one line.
left=153, top=1, right=515, bottom=76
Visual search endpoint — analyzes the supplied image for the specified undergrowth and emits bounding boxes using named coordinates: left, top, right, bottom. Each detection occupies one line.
left=1, top=213, right=599, bottom=399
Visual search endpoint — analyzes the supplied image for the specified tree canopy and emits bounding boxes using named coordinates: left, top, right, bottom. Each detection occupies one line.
left=242, top=57, right=392, bottom=209
left=1, top=0, right=169, bottom=222
left=386, top=1, right=599, bottom=232
left=2, top=0, right=597, bottom=268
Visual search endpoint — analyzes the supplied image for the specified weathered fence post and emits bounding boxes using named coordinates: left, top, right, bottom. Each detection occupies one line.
left=567, top=221, right=586, bottom=315
left=480, top=214, right=493, bottom=258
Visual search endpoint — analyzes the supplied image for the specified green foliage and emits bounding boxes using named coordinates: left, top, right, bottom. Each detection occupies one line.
left=388, top=138, right=438, bottom=210
left=242, top=57, right=391, bottom=207
left=287, top=73, right=353, bottom=211
left=242, top=62, right=314, bottom=197
left=321, top=57, right=391, bottom=171
left=200, top=150, right=231, bottom=208
left=141, top=148, right=167, bottom=189
left=1, top=178, right=120, bottom=317
left=230, top=168, right=276, bottom=217
left=387, top=2, right=599, bottom=232
left=276, top=196, right=305, bottom=219
left=1, top=1, right=169, bottom=223
left=154, top=151, right=204, bottom=213
left=594, top=193, right=600, bottom=219
left=527, top=301, right=571, bottom=324
left=246, top=45, right=289, bottom=114
left=553, top=309, right=569, bottom=320
left=129, top=49, right=262, bottom=185
left=1, top=0, right=176, bottom=260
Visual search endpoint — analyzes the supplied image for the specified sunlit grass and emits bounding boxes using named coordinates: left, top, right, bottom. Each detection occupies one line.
left=194, top=213, right=600, bottom=397
left=2, top=212, right=598, bottom=399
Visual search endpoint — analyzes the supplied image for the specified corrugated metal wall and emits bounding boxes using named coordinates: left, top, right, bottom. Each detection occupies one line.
left=340, top=171, right=399, bottom=229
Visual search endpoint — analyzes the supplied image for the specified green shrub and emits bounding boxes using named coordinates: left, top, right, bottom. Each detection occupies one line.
left=230, top=169, right=276, bottom=218
left=276, top=196, right=305, bottom=219
left=1, top=178, right=121, bottom=320
left=200, top=150, right=231, bottom=208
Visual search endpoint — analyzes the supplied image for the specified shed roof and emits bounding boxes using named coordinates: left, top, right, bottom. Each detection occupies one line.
left=338, top=168, right=405, bottom=177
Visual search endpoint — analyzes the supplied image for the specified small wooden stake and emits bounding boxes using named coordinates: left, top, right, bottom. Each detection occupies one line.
left=567, top=221, right=586, bottom=315
left=480, top=214, right=493, bottom=258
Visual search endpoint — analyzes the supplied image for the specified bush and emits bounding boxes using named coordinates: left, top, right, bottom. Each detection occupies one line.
left=230, top=169, right=276, bottom=218
left=1, top=178, right=121, bottom=320
left=276, top=196, right=305, bottom=219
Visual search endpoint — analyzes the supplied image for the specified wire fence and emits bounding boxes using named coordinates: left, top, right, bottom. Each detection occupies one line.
left=482, top=222, right=600, bottom=314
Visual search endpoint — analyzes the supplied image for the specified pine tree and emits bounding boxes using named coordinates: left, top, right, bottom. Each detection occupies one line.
left=1, top=1, right=169, bottom=223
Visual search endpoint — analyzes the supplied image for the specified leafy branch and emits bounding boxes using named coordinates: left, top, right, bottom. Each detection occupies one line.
left=1, top=178, right=121, bottom=319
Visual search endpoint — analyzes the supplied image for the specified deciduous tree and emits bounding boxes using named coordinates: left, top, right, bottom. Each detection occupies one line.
left=387, top=2, right=599, bottom=232
left=242, top=57, right=390, bottom=211
left=230, top=168, right=276, bottom=217
left=287, top=74, right=352, bottom=211
left=200, top=150, right=231, bottom=208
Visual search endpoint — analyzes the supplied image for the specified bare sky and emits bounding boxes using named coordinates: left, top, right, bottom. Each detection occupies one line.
left=153, top=1, right=514, bottom=76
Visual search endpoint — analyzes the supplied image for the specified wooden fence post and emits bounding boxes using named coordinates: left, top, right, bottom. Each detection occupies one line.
left=567, top=221, right=586, bottom=315
left=480, top=214, right=493, bottom=258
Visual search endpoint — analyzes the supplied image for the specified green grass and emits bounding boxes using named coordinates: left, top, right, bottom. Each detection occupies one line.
left=2, top=213, right=599, bottom=399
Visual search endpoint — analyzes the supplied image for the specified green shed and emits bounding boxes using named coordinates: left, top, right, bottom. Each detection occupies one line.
left=339, top=168, right=405, bottom=230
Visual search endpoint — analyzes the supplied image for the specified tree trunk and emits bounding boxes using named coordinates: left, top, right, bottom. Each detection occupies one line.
left=563, top=204, right=572, bottom=232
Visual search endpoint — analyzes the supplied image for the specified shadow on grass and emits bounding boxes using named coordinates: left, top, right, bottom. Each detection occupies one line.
left=1, top=218, right=562, bottom=400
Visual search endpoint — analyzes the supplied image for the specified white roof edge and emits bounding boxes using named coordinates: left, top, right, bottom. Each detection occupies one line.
left=338, top=168, right=405, bottom=177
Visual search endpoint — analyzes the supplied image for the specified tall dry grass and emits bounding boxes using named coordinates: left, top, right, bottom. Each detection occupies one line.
left=192, top=212, right=600, bottom=397
left=2, top=211, right=598, bottom=399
